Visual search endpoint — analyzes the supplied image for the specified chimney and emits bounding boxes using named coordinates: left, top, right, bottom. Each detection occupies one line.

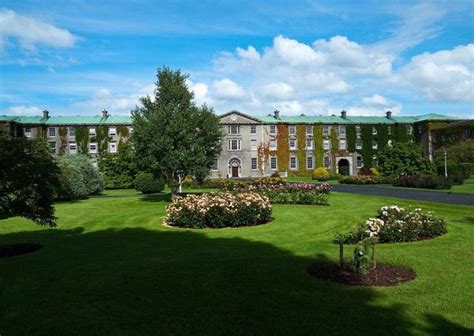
left=102, top=109, right=109, bottom=118
left=274, top=109, right=280, bottom=119
left=43, top=109, right=49, bottom=119
left=386, top=110, right=392, bottom=119
left=341, top=110, right=347, bottom=119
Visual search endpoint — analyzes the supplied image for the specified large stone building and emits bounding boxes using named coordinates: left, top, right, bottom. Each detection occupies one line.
left=1, top=109, right=469, bottom=177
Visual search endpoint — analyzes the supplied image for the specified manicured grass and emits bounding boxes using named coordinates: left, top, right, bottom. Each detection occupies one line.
left=0, top=189, right=473, bottom=335
left=372, top=176, right=474, bottom=194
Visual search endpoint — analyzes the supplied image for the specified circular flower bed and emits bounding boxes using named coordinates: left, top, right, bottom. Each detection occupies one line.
left=164, top=192, right=272, bottom=228
left=336, top=205, right=447, bottom=244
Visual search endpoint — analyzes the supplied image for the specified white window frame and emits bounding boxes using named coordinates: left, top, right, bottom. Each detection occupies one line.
left=109, top=127, right=117, bottom=136
left=406, top=125, right=413, bottom=135
left=68, top=142, right=77, bottom=154
left=109, top=142, right=117, bottom=153
left=307, top=155, right=314, bottom=170
left=306, top=125, right=313, bottom=135
left=324, top=155, right=331, bottom=169
left=89, top=127, right=96, bottom=136
left=24, top=127, right=32, bottom=137
left=269, top=125, right=276, bottom=135
left=270, top=156, right=278, bottom=170
left=372, top=126, right=377, bottom=135
left=339, top=139, right=347, bottom=150
left=251, top=157, right=258, bottom=170
left=372, top=140, right=378, bottom=149
left=289, top=125, right=296, bottom=135
left=387, top=126, right=392, bottom=135
left=339, top=126, right=346, bottom=137
left=306, top=138, right=313, bottom=150
left=49, top=141, right=56, bottom=153
left=289, top=139, right=297, bottom=150
left=356, top=139, right=362, bottom=150
left=269, top=140, right=277, bottom=150
left=250, top=125, right=257, bottom=134
left=228, top=139, right=241, bottom=151
left=323, top=139, right=330, bottom=150
left=89, top=142, right=98, bottom=154
left=289, top=155, right=297, bottom=170
left=250, top=139, right=258, bottom=151
left=48, top=127, right=56, bottom=137
left=356, top=156, right=363, bottom=168
left=69, top=127, right=76, bottom=137
left=323, top=126, right=330, bottom=136
left=228, top=125, right=240, bottom=135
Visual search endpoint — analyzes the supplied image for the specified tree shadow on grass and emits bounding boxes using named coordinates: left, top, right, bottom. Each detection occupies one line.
left=0, top=227, right=455, bottom=335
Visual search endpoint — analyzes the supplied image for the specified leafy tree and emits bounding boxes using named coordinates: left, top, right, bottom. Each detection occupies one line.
left=131, top=67, right=222, bottom=194
left=434, top=139, right=474, bottom=167
left=377, top=142, right=436, bottom=177
left=99, top=142, right=138, bottom=189
left=56, top=154, right=104, bottom=200
left=0, top=136, right=59, bottom=226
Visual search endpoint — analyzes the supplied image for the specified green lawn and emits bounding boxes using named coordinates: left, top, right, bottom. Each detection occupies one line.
left=0, top=189, right=473, bottom=335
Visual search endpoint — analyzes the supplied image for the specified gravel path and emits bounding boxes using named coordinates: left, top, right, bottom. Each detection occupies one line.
left=330, top=185, right=474, bottom=206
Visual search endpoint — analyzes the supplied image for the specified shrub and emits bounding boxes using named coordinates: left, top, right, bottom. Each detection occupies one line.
left=393, top=175, right=453, bottom=190
left=312, top=167, right=330, bottom=181
left=378, top=142, right=436, bottom=176
left=340, top=175, right=393, bottom=185
left=337, top=205, right=447, bottom=244
left=134, top=173, right=165, bottom=194
left=370, top=167, right=381, bottom=176
left=164, top=192, right=272, bottom=228
left=271, top=172, right=281, bottom=178
left=358, top=166, right=374, bottom=176
left=98, top=143, right=138, bottom=189
left=56, top=155, right=104, bottom=200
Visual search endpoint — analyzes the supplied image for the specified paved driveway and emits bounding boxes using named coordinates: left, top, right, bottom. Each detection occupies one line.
left=330, top=185, right=474, bottom=206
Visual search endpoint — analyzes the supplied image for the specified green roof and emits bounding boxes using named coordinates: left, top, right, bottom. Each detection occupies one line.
left=0, top=112, right=463, bottom=126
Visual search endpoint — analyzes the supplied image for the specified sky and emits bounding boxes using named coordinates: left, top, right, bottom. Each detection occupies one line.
left=0, top=0, right=473, bottom=118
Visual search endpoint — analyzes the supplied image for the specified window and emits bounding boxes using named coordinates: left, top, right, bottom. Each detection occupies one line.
left=356, top=139, right=362, bottom=150
left=289, top=139, right=297, bottom=150
left=387, top=139, right=393, bottom=147
left=228, top=125, right=240, bottom=135
left=69, top=127, right=76, bottom=136
left=372, top=140, right=378, bottom=149
left=289, top=125, right=296, bottom=135
left=323, top=126, right=330, bottom=136
left=306, top=138, right=313, bottom=150
left=269, top=125, right=276, bottom=134
left=356, top=156, right=363, bottom=168
left=89, top=127, right=96, bottom=136
left=228, top=139, right=241, bottom=151
left=306, top=125, right=313, bottom=135
left=270, top=140, right=277, bottom=150
left=307, top=155, right=314, bottom=169
left=323, top=139, right=330, bottom=150
left=129, top=127, right=134, bottom=133
left=372, top=127, right=377, bottom=135
left=251, top=157, right=258, bottom=170
left=290, top=155, right=297, bottom=170
left=109, top=127, right=117, bottom=136
left=324, top=155, right=331, bottom=168
left=48, top=127, right=56, bottom=137
left=89, top=143, right=98, bottom=154
left=69, top=142, right=77, bottom=154
left=24, top=127, right=32, bottom=137
left=250, top=125, right=257, bottom=134
left=109, top=142, right=117, bottom=153
left=355, top=125, right=361, bottom=136
left=211, top=159, right=218, bottom=171
left=251, top=139, right=257, bottom=151
left=339, top=139, right=347, bottom=150
left=406, top=125, right=413, bottom=135
left=372, top=155, right=378, bottom=167
left=49, top=142, right=56, bottom=153
left=270, top=156, right=278, bottom=170
left=339, top=126, right=346, bottom=137
left=387, top=126, right=392, bottom=135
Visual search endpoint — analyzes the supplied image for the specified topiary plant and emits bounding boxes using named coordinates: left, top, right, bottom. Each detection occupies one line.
left=312, top=167, right=330, bottom=181
left=134, top=173, right=165, bottom=194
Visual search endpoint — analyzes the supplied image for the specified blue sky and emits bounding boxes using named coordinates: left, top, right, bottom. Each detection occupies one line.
left=0, top=0, right=473, bottom=117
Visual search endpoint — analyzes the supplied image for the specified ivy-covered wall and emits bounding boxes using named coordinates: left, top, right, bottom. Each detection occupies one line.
left=274, top=124, right=289, bottom=172
left=96, top=125, right=109, bottom=157
left=58, top=126, right=68, bottom=155
left=376, top=124, right=389, bottom=151
left=76, top=126, right=89, bottom=154
left=314, top=125, right=323, bottom=168
left=360, top=125, right=374, bottom=168
left=346, top=125, right=356, bottom=153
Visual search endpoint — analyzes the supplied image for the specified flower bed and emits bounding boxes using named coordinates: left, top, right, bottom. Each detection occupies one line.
left=336, top=205, right=447, bottom=243
left=339, top=175, right=394, bottom=185
left=164, top=192, right=272, bottom=228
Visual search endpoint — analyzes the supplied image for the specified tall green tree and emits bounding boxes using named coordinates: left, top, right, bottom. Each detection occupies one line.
left=131, top=67, right=222, bottom=194
left=377, top=142, right=436, bottom=177
left=0, top=136, right=59, bottom=226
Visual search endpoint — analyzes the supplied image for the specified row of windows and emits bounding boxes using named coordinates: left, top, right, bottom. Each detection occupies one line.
left=48, top=142, right=118, bottom=154
left=228, top=138, right=394, bottom=151
left=25, top=126, right=131, bottom=138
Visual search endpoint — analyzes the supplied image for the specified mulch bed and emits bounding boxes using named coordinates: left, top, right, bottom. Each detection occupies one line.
left=307, top=262, right=416, bottom=287
left=0, top=243, right=43, bottom=258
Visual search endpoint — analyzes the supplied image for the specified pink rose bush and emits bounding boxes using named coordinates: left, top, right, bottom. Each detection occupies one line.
left=336, top=205, right=447, bottom=243
left=164, top=192, right=272, bottom=228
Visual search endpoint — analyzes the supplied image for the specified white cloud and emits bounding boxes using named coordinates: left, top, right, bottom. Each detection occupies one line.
left=236, top=46, right=260, bottom=62
left=399, top=44, right=474, bottom=102
left=0, top=9, right=78, bottom=51
left=213, top=78, right=246, bottom=100
left=260, top=82, right=293, bottom=99
left=362, top=94, right=391, bottom=107
left=271, top=35, right=324, bottom=66
left=5, top=105, right=42, bottom=115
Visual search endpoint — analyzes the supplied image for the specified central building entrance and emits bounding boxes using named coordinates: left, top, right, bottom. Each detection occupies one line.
left=229, top=158, right=241, bottom=178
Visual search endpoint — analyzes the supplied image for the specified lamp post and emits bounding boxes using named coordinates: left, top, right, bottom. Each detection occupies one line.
left=177, top=170, right=185, bottom=194
left=444, top=150, right=448, bottom=178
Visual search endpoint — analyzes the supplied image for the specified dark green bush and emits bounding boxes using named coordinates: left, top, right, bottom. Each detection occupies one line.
left=393, top=175, right=453, bottom=189
left=134, top=173, right=165, bottom=194
left=340, top=176, right=393, bottom=185
left=98, top=143, right=138, bottom=189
